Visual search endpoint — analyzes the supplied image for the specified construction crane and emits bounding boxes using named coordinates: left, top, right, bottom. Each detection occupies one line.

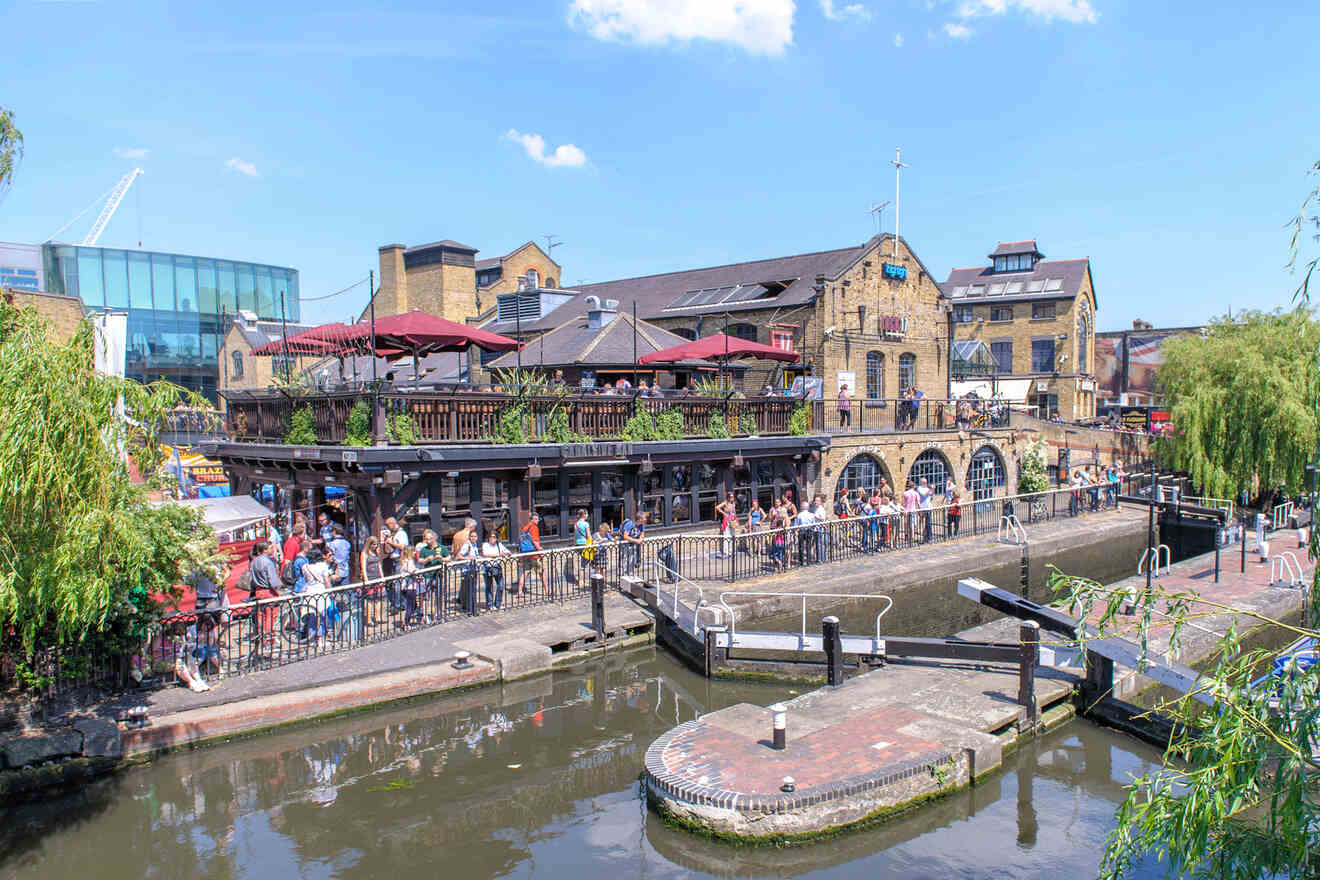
left=46, top=168, right=143, bottom=245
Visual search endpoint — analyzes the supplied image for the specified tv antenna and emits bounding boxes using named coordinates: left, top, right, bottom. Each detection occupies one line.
left=868, top=200, right=890, bottom=235
left=891, top=148, right=908, bottom=259
left=543, top=234, right=563, bottom=257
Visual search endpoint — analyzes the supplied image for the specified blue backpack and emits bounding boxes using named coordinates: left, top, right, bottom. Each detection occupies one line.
left=519, top=530, right=535, bottom=553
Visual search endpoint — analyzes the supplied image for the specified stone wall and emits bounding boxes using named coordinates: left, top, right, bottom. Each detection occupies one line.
left=819, top=427, right=1020, bottom=500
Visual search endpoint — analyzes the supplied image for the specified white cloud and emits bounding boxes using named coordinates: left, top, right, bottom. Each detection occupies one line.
left=503, top=130, right=589, bottom=169
left=224, top=157, right=259, bottom=177
left=113, top=147, right=149, bottom=160
left=568, top=0, right=795, bottom=56
left=820, top=0, right=870, bottom=23
left=893, top=31, right=904, bottom=46
left=956, top=0, right=1097, bottom=24
left=943, top=21, right=972, bottom=38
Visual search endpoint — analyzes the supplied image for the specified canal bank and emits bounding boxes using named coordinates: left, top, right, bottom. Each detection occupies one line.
left=643, top=531, right=1314, bottom=843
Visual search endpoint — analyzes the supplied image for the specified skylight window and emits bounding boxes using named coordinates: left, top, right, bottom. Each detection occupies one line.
left=987, top=283, right=1006, bottom=296
left=1005, top=282, right=1023, bottom=294
left=966, top=285, right=986, bottom=298
left=1044, top=278, right=1064, bottom=291
left=1026, top=280, right=1046, bottom=293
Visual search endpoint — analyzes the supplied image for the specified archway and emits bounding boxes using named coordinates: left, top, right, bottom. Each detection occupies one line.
left=836, top=453, right=892, bottom=496
left=966, top=445, right=1007, bottom=500
left=908, top=448, right=951, bottom=492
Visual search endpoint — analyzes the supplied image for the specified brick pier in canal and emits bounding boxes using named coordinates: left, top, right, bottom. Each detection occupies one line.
left=640, top=526, right=1315, bottom=842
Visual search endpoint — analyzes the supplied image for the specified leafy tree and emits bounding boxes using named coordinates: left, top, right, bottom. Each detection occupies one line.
left=1059, top=162, right=1320, bottom=880
left=1017, top=438, right=1050, bottom=495
left=1154, top=308, right=1319, bottom=499
left=0, top=301, right=216, bottom=670
left=0, top=106, right=22, bottom=203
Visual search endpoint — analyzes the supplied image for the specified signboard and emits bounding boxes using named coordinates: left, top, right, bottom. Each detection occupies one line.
left=878, top=315, right=908, bottom=340
left=882, top=262, right=908, bottom=281
left=580, top=369, right=597, bottom=389
left=790, top=376, right=824, bottom=400
left=190, top=464, right=228, bottom=484
left=836, top=370, right=855, bottom=395
left=0, top=242, right=44, bottom=292
left=561, top=441, right=633, bottom=460
left=1119, top=406, right=1150, bottom=431
left=1094, top=335, right=1122, bottom=397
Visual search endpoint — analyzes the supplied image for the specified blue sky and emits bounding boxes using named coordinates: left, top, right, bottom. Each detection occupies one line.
left=1, top=0, right=1316, bottom=330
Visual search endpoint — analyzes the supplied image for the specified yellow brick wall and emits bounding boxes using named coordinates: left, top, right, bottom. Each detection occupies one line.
left=820, top=428, right=1020, bottom=497
left=480, top=242, right=563, bottom=300
left=2, top=288, right=86, bottom=343
left=376, top=245, right=408, bottom=316
left=951, top=263, right=1097, bottom=419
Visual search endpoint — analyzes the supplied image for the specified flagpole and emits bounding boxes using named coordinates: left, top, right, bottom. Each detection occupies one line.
left=632, top=301, right=638, bottom=391
left=369, top=269, right=377, bottom=387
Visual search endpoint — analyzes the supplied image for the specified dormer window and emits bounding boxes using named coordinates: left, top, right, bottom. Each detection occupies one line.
left=993, top=253, right=1035, bottom=273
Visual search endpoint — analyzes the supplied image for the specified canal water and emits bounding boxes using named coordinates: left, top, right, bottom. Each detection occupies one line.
left=0, top=646, right=1166, bottom=879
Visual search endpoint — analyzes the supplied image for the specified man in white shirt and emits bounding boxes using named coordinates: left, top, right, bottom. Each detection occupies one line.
left=793, top=505, right=816, bottom=564
left=917, top=478, right=934, bottom=543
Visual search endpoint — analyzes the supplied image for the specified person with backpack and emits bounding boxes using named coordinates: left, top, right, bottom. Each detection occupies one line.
left=281, top=539, right=309, bottom=593
left=621, top=511, right=647, bottom=574
left=516, top=512, right=543, bottom=595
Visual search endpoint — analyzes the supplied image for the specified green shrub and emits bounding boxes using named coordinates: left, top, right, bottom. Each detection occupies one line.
left=738, top=411, right=757, bottom=436
left=788, top=403, right=809, bottom=436
left=622, top=402, right=656, bottom=441
left=1017, top=438, right=1050, bottom=495
left=285, top=405, right=318, bottom=445
left=344, top=400, right=372, bottom=446
left=654, top=408, right=685, bottom=441
left=491, top=403, right=528, bottom=445
left=386, top=410, right=420, bottom=445
left=544, top=406, right=586, bottom=443
left=706, top=410, right=731, bottom=439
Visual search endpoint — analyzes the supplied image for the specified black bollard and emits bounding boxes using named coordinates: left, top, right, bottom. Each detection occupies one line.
left=590, top=572, right=606, bottom=639
left=823, top=615, right=844, bottom=687
left=1018, top=621, right=1039, bottom=725
left=770, top=703, right=787, bottom=750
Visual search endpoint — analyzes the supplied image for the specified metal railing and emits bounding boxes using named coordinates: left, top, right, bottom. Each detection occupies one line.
left=1138, top=544, right=1172, bottom=577
left=1270, top=553, right=1303, bottom=587
left=1183, top=495, right=1235, bottom=520
left=998, top=514, right=1026, bottom=545
left=713, top=590, right=893, bottom=646
left=1273, top=501, right=1295, bottom=532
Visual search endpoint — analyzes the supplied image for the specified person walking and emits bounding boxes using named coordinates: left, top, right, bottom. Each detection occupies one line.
left=837, top=384, right=851, bottom=429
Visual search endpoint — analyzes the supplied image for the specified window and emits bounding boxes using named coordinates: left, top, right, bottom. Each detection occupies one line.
left=993, top=254, right=1034, bottom=273
left=670, top=327, right=697, bottom=340
left=1032, top=302, right=1056, bottom=319
left=728, top=323, right=758, bottom=342
left=966, top=447, right=1006, bottom=500
left=990, top=306, right=1013, bottom=322
left=1030, top=392, right=1058, bottom=419
left=544, top=277, right=556, bottom=289
left=865, top=352, right=885, bottom=399
left=953, top=306, right=974, bottom=323
left=525, top=268, right=540, bottom=288
left=898, top=353, right=916, bottom=392
left=771, top=329, right=794, bottom=351
left=1077, top=305, right=1090, bottom=372
left=909, top=450, right=950, bottom=493
left=231, top=350, right=244, bottom=379
left=1031, top=338, right=1056, bottom=373
left=991, top=340, right=1013, bottom=374
left=839, top=454, right=888, bottom=493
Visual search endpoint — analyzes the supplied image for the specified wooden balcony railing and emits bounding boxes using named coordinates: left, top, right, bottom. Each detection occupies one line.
left=219, top=389, right=1016, bottom=446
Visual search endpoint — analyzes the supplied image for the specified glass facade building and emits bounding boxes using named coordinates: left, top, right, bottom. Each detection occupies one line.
left=42, top=244, right=299, bottom=400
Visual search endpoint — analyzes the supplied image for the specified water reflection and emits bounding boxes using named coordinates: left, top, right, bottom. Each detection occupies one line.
left=0, top=647, right=1165, bottom=880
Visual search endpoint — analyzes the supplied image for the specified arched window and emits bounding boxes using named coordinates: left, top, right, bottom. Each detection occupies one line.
left=728, top=323, right=758, bottom=342
left=965, top=446, right=1006, bottom=500
left=670, top=327, right=697, bottom=340
left=839, top=454, right=889, bottom=493
left=865, top=352, right=885, bottom=399
left=231, top=350, right=244, bottom=379
left=1077, top=302, right=1091, bottom=373
left=525, top=268, right=540, bottom=288
left=898, top=353, right=916, bottom=392
left=544, top=277, right=556, bottom=289
left=909, top=449, right=950, bottom=493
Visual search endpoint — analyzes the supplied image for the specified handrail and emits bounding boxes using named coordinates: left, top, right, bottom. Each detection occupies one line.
left=714, top=590, right=893, bottom=646
left=1270, top=554, right=1302, bottom=588
left=997, top=514, right=1026, bottom=545
left=647, top=551, right=724, bottom=631
left=1137, top=544, right=1172, bottom=577
left=1183, top=495, right=1235, bottom=520
left=1272, top=501, right=1295, bottom=532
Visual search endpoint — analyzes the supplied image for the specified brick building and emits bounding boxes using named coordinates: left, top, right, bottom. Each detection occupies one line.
left=373, top=239, right=561, bottom=325
left=942, top=240, right=1097, bottom=421
left=218, top=310, right=317, bottom=392
left=2, top=287, right=87, bottom=344
left=480, top=233, right=952, bottom=398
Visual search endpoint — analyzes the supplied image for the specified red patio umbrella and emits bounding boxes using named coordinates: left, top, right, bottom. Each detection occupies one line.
left=334, top=311, right=521, bottom=355
left=250, top=322, right=356, bottom=356
left=637, top=333, right=801, bottom=365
